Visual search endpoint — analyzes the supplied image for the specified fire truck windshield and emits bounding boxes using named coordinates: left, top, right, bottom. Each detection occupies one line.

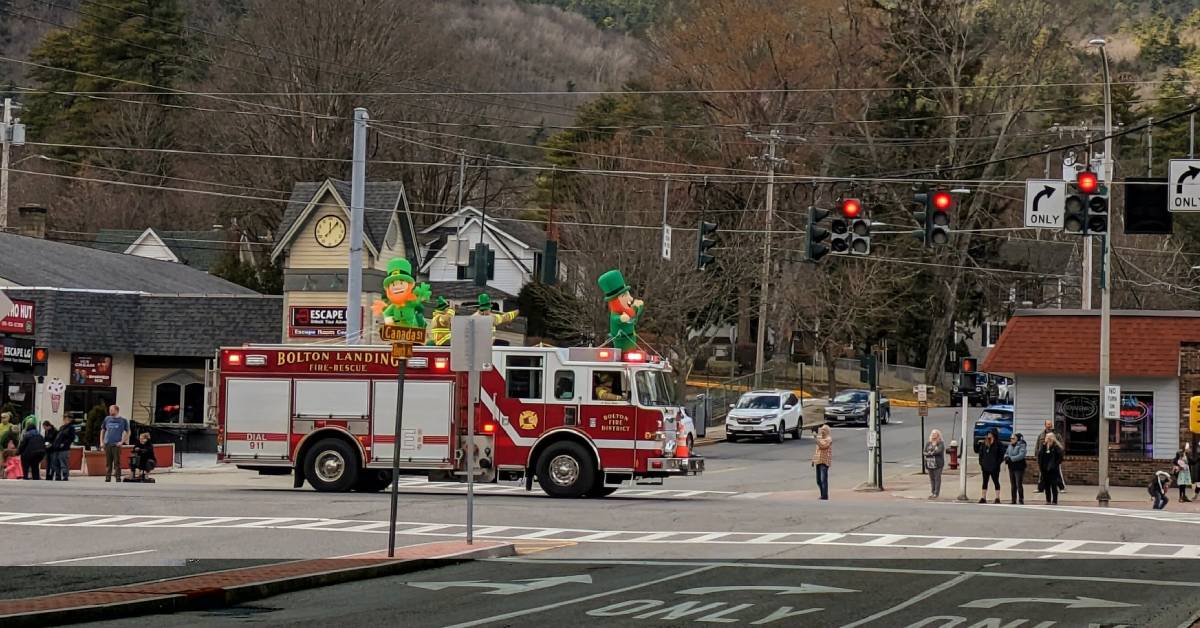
left=635, top=370, right=677, bottom=407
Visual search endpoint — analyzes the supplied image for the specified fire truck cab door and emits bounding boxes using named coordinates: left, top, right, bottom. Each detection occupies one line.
left=579, top=367, right=637, bottom=470
left=546, top=367, right=582, bottom=433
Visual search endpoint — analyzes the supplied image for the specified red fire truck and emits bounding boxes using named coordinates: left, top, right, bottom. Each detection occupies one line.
left=214, top=344, right=703, bottom=498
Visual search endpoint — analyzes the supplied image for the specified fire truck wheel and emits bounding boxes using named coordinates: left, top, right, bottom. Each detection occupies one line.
left=305, top=438, right=359, bottom=492
left=535, top=441, right=596, bottom=498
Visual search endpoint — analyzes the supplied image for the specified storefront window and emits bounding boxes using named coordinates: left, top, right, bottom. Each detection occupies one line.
left=153, top=376, right=204, bottom=424
left=1054, top=390, right=1153, bottom=457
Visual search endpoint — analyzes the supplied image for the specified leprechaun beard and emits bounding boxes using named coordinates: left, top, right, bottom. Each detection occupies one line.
left=608, top=299, right=635, bottom=318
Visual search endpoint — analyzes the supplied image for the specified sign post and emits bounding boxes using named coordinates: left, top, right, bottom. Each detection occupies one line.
left=381, top=325, right=426, bottom=558
left=915, top=384, right=930, bottom=476
left=451, top=316, right=493, bottom=545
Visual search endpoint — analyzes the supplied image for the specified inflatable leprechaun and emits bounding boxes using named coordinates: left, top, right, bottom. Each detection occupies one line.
left=371, top=258, right=431, bottom=328
left=597, top=269, right=643, bottom=350
left=427, top=296, right=454, bottom=346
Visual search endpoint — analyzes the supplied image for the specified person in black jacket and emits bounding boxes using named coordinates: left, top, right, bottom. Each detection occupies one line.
left=40, top=421, right=57, bottom=481
left=47, top=417, right=76, bottom=481
left=977, top=428, right=1004, bottom=504
left=16, top=417, right=45, bottom=480
left=1038, top=433, right=1065, bottom=504
left=128, top=432, right=156, bottom=483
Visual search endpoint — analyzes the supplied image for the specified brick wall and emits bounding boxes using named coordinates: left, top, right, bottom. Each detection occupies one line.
left=1179, top=343, right=1200, bottom=454
left=1025, top=454, right=1170, bottom=487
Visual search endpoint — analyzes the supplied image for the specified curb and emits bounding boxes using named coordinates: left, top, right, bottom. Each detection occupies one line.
left=0, top=542, right=514, bottom=628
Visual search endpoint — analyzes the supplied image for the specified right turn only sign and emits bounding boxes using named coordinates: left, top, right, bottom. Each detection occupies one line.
left=1169, top=159, right=1200, bottom=211
left=1024, top=179, right=1065, bottom=228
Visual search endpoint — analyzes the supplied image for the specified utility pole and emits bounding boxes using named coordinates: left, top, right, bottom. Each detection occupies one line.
left=346, top=107, right=369, bottom=345
left=0, top=98, right=25, bottom=231
left=1091, top=38, right=1114, bottom=506
left=746, top=130, right=804, bottom=386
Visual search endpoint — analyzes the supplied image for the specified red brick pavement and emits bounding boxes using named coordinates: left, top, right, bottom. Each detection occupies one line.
left=0, top=540, right=509, bottom=621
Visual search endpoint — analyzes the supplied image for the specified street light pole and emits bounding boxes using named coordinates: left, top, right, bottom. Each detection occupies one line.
left=1090, top=38, right=1113, bottom=506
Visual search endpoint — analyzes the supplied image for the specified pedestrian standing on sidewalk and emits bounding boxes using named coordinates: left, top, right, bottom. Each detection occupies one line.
left=924, top=429, right=945, bottom=499
left=1150, top=470, right=1172, bottom=510
left=1004, top=433, right=1027, bottom=505
left=47, top=417, right=75, bottom=481
left=1034, top=419, right=1064, bottom=493
left=977, top=428, right=1004, bottom=504
left=99, top=405, right=129, bottom=482
left=1177, top=445, right=1193, bottom=503
left=17, top=416, right=44, bottom=480
left=811, top=424, right=832, bottom=500
left=39, top=421, right=57, bottom=481
left=1038, top=433, right=1064, bottom=505
left=1189, top=438, right=1200, bottom=500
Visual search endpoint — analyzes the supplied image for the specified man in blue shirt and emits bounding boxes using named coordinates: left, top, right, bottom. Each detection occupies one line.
left=99, top=405, right=130, bottom=482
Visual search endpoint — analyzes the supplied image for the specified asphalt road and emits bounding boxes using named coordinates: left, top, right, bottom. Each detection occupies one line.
left=79, top=558, right=1200, bottom=627
left=5, top=403, right=1200, bottom=624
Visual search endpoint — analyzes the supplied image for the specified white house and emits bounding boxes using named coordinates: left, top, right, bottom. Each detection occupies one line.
left=419, top=206, right=547, bottom=311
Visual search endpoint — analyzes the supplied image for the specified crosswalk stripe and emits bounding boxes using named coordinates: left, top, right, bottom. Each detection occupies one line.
left=5, top=511, right=1196, bottom=560
left=128, top=516, right=190, bottom=526
left=1108, top=542, right=1148, bottom=556
left=863, top=534, right=907, bottom=546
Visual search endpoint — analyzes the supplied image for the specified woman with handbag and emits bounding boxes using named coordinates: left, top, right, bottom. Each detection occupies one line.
left=1175, top=445, right=1193, bottom=503
left=923, top=429, right=945, bottom=499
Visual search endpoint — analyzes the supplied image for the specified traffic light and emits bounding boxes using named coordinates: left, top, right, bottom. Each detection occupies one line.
left=831, top=198, right=861, bottom=256
left=32, top=347, right=47, bottom=378
left=804, top=206, right=831, bottom=262
left=913, top=189, right=953, bottom=247
left=959, top=356, right=977, bottom=374
left=472, top=242, right=491, bottom=287
left=1064, top=170, right=1101, bottom=235
left=697, top=220, right=718, bottom=270
left=847, top=199, right=871, bottom=256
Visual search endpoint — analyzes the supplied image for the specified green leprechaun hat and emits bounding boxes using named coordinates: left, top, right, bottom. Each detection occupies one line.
left=382, top=258, right=415, bottom=289
left=434, top=296, right=450, bottom=312
left=597, top=269, right=630, bottom=300
left=477, top=293, right=494, bottom=312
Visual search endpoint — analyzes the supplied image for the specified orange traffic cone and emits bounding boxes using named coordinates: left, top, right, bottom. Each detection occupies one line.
left=675, top=435, right=690, bottom=458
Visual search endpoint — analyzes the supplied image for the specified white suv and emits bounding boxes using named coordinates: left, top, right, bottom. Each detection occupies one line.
left=725, top=390, right=804, bottom=443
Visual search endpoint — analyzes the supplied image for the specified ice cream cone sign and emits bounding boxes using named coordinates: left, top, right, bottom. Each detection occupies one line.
left=597, top=269, right=644, bottom=351
left=47, top=378, right=65, bottom=415
left=372, top=258, right=431, bottom=329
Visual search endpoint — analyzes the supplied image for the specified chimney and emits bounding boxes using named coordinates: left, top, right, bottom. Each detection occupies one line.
left=16, top=205, right=47, bottom=239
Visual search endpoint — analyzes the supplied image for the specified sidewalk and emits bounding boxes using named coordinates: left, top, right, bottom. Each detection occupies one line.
left=0, top=540, right=514, bottom=628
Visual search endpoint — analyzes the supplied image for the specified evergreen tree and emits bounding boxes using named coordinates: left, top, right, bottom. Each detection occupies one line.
left=23, top=0, right=195, bottom=163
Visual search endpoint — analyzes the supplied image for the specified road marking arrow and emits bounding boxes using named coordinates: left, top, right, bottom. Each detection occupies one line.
left=407, top=574, right=592, bottom=595
left=962, top=596, right=1137, bottom=610
left=1032, top=185, right=1056, bottom=212
left=678, top=584, right=858, bottom=596
left=1178, top=165, right=1200, bottom=194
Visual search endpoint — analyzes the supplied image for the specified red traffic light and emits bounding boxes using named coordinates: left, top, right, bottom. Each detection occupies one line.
left=1077, top=170, right=1099, bottom=194
left=33, top=348, right=47, bottom=363
left=932, top=191, right=953, bottom=211
left=841, top=198, right=862, bottom=218
left=960, top=357, right=976, bottom=374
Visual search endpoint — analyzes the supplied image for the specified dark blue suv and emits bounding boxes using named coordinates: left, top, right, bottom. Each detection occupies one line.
left=972, top=404, right=1014, bottom=448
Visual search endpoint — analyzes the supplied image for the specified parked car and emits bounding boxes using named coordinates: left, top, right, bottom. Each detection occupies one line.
left=953, top=373, right=1014, bottom=407
left=679, top=413, right=696, bottom=450
left=724, top=390, right=809, bottom=443
left=823, top=389, right=890, bottom=426
left=972, top=404, right=1014, bottom=449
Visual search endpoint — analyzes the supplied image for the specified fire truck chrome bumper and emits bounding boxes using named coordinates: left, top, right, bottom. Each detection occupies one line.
left=647, top=456, right=704, bottom=475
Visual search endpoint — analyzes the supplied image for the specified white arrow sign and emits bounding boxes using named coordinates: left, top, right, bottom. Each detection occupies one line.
left=962, top=596, right=1137, bottom=610
left=678, top=584, right=858, bottom=596
left=1170, top=159, right=1200, bottom=212
left=1024, top=179, right=1066, bottom=229
left=408, top=574, right=592, bottom=596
